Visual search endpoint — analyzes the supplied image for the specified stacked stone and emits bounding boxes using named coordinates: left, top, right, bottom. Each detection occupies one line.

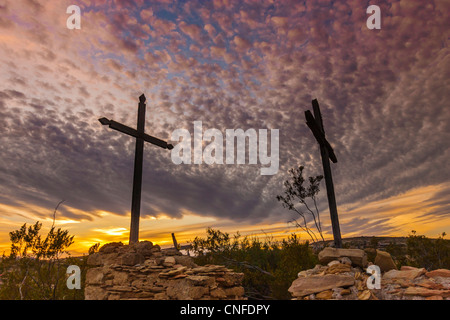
left=84, top=241, right=246, bottom=300
left=289, top=248, right=370, bottom=300
left=288, top=247, right=450, bottom=300
left=381, top=267, right=450, bottom=300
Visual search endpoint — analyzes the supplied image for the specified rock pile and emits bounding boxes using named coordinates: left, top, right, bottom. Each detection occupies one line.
left=85, top=241, right=245, bottom=300
left=289, top=248, right=450, bottom=300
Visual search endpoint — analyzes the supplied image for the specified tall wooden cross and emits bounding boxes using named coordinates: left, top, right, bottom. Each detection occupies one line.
left=305, top=99, right=343, bottom=248
left=99, top=94, right=173, bottom=244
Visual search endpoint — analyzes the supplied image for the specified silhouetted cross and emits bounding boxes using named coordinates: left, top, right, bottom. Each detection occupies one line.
left=305, top=99, right=342, bottom=248
left=99, top=94, right=173, bottom=244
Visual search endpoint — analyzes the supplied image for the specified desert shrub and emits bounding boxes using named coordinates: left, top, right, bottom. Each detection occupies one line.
left=0, top=221, right=89, bottom=300
left=404, top=231, right=449, bottom=270
left=385, top=241, right=407, bottom=268
left=190, top=228, right=318, bottom=299
left=383, top=231, right=449, bottom=270
left=271, top=234, right=318, bottom=299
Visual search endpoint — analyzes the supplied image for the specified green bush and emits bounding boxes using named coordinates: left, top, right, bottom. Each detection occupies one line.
left=405, top=231, right=449, bottom=270
left=0, top=221, right=89, bottom=300
left=190, top=228, right=318, bottom=300
left=384, top=231, right=450, bottom=270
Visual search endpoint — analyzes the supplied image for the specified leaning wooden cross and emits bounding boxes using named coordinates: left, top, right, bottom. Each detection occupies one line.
left=305, top=99, right=343, bottom=248
left=99, top=94, right=173, bottom=244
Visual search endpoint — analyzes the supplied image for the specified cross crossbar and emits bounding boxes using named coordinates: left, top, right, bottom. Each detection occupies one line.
left=99, top=117, right=174, bottom=150
left=305, top=110, right=337, bottom=163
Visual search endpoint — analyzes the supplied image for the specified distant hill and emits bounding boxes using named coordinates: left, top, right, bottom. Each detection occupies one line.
left=312, top=236, right=408, bottom=250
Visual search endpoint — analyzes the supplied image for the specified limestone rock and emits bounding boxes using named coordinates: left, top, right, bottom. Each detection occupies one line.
left=186, top=275, right=215, bottom=286
left=87, top=253, right=103, bottom=266
left=84, top=241, right=245, bottom=300
left=318, top=248, right=367, bottom=267
left=174, top=255, right=197, bottom=268
left=163, top=256, right=176, bottom=267
left=210, top=288, right=227, bottom=299
left=325, top=263, right=351, bottom=274
left=416, top=279, right=445, bottom=290
left=166, top=280, right=209, bottom=299
left=374, top=250, right=397, bottom=272
left=87, top=252, right=121, bottom=266
left=120, top=252, right=145, bottom=266
left=159, top=266, right=187, bottom=278
left=316, top=290, right=333, bottom=300
left=327, top=260, right=340, bottom=267
left=154, top=292, right=168, bottom=300
left=340, top=288, right=351, bottom=295
left=85, top=286, right=108, bottom=300
left=192, top=265, right=229, bottom=274
left=110, top=285, right=133, bottom=292
left=404, top=286, right=450, bottom=297
left=297, top=271, right=308, bottom=278
left=339, top=257, right=352, bottom=265
left=425, top=269, right=450, bottom=278
left=223, top=286, right=245, bottom=298
left=112, top=271, right=129, bottom=285
left=400, top=266, right=418, bottom=271
left=291, top=252, right=450, bottom=300
left=86, top=267, right=105, bottom=285
left=151, top=244, right=161, bottom=253
left=134, top=241, right=154, bottom=257
left=357, top=290, right=371, bottom=300
left=99, top=242, right=123, bottom=254
left=383, top=267, right=426, bottom=280
left=289, top=274, right=355, bottom=297
left=216, top=272, right=245, bottom=287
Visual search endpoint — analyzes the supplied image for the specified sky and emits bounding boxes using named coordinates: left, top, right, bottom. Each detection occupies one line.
left=0, top=0, right=449, bottom=255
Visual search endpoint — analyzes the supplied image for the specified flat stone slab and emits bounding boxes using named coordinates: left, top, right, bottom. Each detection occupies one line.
left=318, top=248, right=367, bottom=267
left=426, top=269, right=450, bottom=278
left=288, top=274, right=355, bottom=297
left=404, top=286, right=450, bottom=297
left=383, top=267, right=426, bottom=280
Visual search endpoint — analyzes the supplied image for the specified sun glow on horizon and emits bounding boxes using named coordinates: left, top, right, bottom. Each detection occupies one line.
left=0, top=183, right=448, bottom=256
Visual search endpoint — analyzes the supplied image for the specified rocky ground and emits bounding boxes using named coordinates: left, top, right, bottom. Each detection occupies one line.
left=85, top=241, right=246, bottom=300
left=288, top=247, right=450, bottom=300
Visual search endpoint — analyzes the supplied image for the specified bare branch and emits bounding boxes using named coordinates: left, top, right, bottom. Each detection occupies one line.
left=51, top=200, right=65, bottom=229
left=277, top=165, right=324, bottom=244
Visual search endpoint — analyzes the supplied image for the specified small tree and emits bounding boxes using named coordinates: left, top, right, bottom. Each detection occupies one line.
left=276, top=165, right=325, bottom=244
left=9, top=221, right=74, bottom=260
left=0, top=202, right=76, bottom=300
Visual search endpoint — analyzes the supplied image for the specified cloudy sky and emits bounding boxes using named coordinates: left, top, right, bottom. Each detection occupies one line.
left=0, top=0, right=449, bottom=254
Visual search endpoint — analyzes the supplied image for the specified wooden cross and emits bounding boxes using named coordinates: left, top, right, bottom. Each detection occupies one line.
left=305, top=99, right=343, bottom=248
left=99, top=94, right=173, bottom=244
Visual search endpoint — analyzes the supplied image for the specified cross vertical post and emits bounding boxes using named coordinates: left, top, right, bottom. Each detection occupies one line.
left=305, top=99, right=343, bottom=248
left=129, top=95, right=146, bottom=244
